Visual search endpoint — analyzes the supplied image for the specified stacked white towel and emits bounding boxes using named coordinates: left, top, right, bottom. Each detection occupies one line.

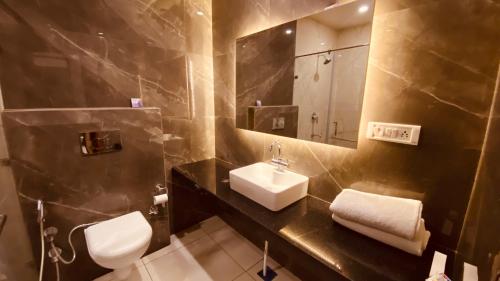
left=329, top=189, right=431, bottom=256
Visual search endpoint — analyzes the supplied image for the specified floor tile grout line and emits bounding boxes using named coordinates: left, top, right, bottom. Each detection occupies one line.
left=203, top=219, right=275, bottom=277
left=232, top=271, right=250, bottom=281
left=142, top=261, right=155, bottom=281
left=205, top=227, right=247, bottom=271
left=141, top=230, right=209, bottom=265
left=141, top=216, right=223, bottom=267
left=246, top=257, right=265, bottom=272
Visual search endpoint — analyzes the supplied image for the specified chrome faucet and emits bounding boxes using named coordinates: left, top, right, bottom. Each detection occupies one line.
left=269, top=140, right=288, bottom=172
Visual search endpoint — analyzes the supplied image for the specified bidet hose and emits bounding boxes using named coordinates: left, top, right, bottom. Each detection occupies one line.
left=52, top=222, right=99, bottom=265
left=39, top=220, right=45, bottom=281
left=54, top=261, right=60, bottom=281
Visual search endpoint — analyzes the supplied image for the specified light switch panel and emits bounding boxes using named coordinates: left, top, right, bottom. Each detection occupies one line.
left=366, top=122, right=421, bottom=145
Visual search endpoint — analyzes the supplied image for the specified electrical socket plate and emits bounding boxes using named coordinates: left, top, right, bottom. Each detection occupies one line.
left=272, top=117, right=285, bottom=130
left=366, top=122, right=421, bottom=145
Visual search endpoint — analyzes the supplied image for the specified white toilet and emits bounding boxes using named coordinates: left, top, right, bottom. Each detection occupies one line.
left=84, top=211, right=152, bottom=280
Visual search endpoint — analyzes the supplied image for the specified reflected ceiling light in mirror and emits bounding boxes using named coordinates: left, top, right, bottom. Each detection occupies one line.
left=358, top=5, right=369, bottom=13
left=285, top=29, right=293, bottom=35
left=196, top=10, right=204, bottom=16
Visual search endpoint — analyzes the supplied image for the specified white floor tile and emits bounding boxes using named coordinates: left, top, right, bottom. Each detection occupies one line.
left=145, top=236, right=244, bottom=281
left=95, top=218, right=300, bottom=281
left=199, top=216, right=228, bottom=234
left=142, top=225, right=207, bottom=263
left=93, top=264, right=152, bottom=281
left=233, top=272, right=255, bottom=281
left=209, top=226, right=263, bottom=270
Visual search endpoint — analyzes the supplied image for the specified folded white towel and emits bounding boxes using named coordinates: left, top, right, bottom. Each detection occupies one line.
left=332, top=214, right=431, bottom=256
left=329, top=189, right=423, bottom=240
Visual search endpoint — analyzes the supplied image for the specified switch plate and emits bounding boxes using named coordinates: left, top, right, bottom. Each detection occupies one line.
left=272, top=117, right=285, bottom=130
left=366, top=122, right=421, bottom=145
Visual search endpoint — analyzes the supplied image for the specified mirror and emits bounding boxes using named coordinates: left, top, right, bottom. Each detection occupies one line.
left=236, top=0, right=374, bottom=148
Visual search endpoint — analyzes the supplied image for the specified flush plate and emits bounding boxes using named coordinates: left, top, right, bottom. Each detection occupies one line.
left=79, top=130, right=122, bottom=156
left=366, top=122, right=421, bottom=145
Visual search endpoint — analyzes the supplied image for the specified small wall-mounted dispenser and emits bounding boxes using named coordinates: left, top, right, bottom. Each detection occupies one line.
left=149, top=184, right=168, bottom=215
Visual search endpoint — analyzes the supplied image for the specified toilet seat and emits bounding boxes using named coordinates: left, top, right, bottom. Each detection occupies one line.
left=85, top=211, right=152, bottom=271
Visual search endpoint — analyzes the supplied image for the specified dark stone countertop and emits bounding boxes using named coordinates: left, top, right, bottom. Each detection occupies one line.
left=173, top=159, right=457, bottom=281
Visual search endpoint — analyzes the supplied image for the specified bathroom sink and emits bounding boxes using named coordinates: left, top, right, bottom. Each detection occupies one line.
left=229, top=162, right=309, bottom=211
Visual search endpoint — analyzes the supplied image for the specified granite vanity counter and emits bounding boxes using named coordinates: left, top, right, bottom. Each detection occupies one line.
left=172, top=159, right=456, bottom=281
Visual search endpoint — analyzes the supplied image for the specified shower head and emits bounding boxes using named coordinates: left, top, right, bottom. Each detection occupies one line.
left=317, top=54, right=332, bottom=65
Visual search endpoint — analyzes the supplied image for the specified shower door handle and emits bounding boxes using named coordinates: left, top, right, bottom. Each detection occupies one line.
left=0, top=214, right=6, bottom=236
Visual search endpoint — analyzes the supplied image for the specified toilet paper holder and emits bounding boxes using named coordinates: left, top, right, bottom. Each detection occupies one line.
left=149, top=184, right=168, bottom=215
left=155, top=184, right=166, bottom=194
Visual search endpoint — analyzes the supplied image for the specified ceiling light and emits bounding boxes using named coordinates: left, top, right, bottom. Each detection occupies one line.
left=285, top=29, right=293, bottom=35
left=196, top=11, right=204, bottom=16
left=358, top=5, right=369, bottom=13
left=320, top=42, right=326, bottom=46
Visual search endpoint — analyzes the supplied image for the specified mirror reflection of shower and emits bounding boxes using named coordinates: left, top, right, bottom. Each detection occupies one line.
left=293, top=49, right=336, bottom=144
left=293, top=44, right=369, bottom=147
left=311, top=112, right=322, bottom=140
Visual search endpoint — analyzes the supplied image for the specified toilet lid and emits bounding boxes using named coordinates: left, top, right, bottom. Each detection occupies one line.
left=84, top=211, right=152, bottom=259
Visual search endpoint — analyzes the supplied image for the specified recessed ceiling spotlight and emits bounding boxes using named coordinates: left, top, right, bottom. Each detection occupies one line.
left=285, top=29, right=293, bottom=35
left=358, top=5, right=369, bottom=13
left=320, top=42, right=326, bottom=46
left=196, top=11, right=204, bottom=16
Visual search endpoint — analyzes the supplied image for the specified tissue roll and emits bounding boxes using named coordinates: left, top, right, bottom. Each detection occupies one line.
left=153, top=194, right=168, bottom=205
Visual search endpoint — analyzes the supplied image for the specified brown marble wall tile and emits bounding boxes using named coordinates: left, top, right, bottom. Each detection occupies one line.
left=236, top=21, right=296, bottom=129
left=458, top=68, right=500, bottom=280
left=248, top=105, right=298, bottom=138
left=2, top=108, right=167, bottom=281
left=213, top=0, right=500, bottom=251
left=0, top=0, right=186, bottom=109
left=0, top=0, right=215, bottom=170
left=0, top=117, right=37, bottom=281
left=0, top=0, right=215, bottom=277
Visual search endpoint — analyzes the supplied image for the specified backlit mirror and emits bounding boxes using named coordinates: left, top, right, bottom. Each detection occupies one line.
left=235, top=0, right=374, bottom=148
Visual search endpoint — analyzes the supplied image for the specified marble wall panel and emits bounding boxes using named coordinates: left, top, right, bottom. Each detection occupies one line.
left=249, top=105, right=298, bottom=138
left=0, top=0, right=214, bottom=279
left=0, top=113, right=37, bottom=281
left=458, top=68, right=500, bottom=281
left=0, top=0, right=215, bottom=173
left=213, top=0, right=500, bottom=251
left=2, top=108, right=167, bottom=281
left=0, top=0, right=186, bottom=109
left=236, top=21, right=296, bottom=129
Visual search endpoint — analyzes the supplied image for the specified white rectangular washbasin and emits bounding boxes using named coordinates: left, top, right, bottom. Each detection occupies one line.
left=229, top=162, right=309, bottom=211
